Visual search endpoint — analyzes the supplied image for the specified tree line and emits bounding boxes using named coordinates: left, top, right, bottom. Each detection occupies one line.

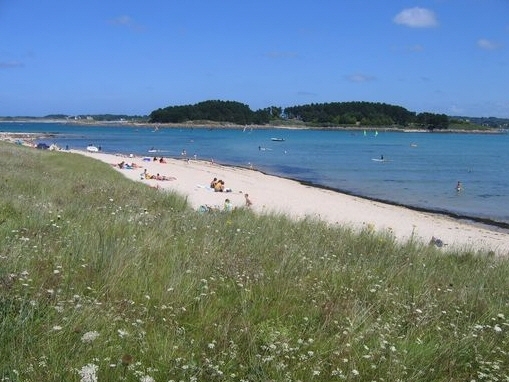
left=149, top=100, right=450, bottom=129
left=149, top=100, right=271, bottom=125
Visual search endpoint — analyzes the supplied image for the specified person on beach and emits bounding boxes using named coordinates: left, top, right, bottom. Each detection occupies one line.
left=224, top=198, right=232, bottom=212
left=155, top=173, right=176, bottom=181
left=210, top=177, right=218, bottom=189
left=244, top=193, right=252, bottom=207
left=214, top=180, right=225, bottom=192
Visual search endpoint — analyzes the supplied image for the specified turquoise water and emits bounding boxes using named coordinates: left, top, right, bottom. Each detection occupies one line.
left=2, top=122, right=509, bottom=226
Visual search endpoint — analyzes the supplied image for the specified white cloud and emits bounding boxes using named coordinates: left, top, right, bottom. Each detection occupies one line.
left=477, top=38, right=501, bottom=50
left=393, top=7, right=438, bottom=28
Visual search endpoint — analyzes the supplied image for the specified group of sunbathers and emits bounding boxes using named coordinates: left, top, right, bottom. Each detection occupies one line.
left=117, top=161, right=142, bottom=169
left=115, top=159, right=176, bottom=182
left=141, top=169, right=176, bottom=181
left=207, top=177, right=253, bottom=211
left=210, top=177, right=231, bottom=192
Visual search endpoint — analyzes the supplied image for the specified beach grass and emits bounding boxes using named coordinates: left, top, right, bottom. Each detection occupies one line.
left=1, top=141, right=509, bottom=381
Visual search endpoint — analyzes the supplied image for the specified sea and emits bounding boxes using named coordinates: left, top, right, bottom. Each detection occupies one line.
left=2, top=122, right=509, bottom=228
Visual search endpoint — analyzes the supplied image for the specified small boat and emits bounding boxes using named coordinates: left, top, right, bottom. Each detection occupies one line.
left=271, top=137, right=285, bottom=142
left=86, top=145, right=99, bottom=152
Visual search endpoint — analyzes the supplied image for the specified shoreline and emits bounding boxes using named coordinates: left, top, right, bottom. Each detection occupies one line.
left=72, top=149, right=509, bottom=257
left=193, top=159, right=509, bottom=231
left=281, top=176, right=509, bottom=230
left=1, top=118, right=505, bottom=134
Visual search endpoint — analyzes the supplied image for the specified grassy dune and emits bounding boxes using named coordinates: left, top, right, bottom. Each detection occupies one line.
left=1, top=142, right=509, bottom=381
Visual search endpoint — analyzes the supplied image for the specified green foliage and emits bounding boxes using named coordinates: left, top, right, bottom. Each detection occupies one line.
left=148, top=99, right=452, bottom=128
left=285, top=101, right=418, bottom=126
left=1, top=142, right=509, bottom=381
left=149, top=100, right=271, bottom=125
left=415, top=112, right=450, bottom=130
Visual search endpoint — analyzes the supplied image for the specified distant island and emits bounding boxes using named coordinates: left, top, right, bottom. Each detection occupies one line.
left=1, top=100, right=508, bottom=131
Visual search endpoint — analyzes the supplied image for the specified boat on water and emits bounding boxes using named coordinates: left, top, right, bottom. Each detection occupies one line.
left=148, top=148, right=169, bottom=153
left=271, top=137, right=285, bottom=141
left=86, top=145, right=99, bottom=152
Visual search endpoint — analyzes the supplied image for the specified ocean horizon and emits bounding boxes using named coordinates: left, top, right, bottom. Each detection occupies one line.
left=2, top=122, right=509, bottom=228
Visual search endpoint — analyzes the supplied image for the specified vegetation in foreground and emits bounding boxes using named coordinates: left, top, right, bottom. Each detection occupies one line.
left=1, top=142, right=509, bottom=382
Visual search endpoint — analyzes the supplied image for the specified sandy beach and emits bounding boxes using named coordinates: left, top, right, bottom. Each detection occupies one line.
left=71, top=149, right=509, bottom=257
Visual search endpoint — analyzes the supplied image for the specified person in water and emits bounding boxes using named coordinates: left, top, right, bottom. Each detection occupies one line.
left=456, top=181, right=462, bottom=192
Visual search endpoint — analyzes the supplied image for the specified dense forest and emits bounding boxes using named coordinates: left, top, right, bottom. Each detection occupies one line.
left=149, top=100, right=451, bottom=129
left=148, top=100, right=271, bottom=125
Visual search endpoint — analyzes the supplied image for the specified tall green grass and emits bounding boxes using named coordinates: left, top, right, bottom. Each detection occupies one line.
left=1, top=142, right=509, bottom=381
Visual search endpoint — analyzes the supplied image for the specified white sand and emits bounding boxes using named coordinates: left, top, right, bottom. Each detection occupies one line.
left=75, top=150, right=509, bottom=256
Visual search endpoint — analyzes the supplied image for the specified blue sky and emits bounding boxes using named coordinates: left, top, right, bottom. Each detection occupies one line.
left=1, top=1, right=508, bottom=118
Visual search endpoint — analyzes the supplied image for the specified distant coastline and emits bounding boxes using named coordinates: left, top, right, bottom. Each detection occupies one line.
left=1, top=118, right=506, bottom=134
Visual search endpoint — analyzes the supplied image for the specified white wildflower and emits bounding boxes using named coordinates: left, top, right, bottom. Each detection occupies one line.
left=81, top=331, right=100, bottom=343
left=78, top=363, right=98, bottom=382
left=52, top=326, right=62, bottom=331
left=118, top=329, right=129, bottom=338
left=140, top=375, right=155, bottom=382
left=494, top=324, right=502, bottom=332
